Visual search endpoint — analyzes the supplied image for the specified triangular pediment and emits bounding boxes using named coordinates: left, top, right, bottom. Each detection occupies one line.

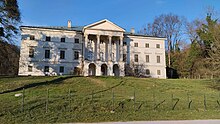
left=84, top=19, right=125, bottom=32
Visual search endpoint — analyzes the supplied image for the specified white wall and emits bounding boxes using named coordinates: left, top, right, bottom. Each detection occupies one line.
left=125, top=35, right=167, bottom=78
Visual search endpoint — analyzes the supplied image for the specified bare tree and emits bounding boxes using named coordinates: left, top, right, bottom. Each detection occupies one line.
left=139, top=13, right=186, bottom=67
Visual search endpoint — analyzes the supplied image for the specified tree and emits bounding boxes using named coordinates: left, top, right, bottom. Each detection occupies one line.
left=0, top=0, right=21, bottom=43
left=0, top=0, right=21, bottom=75
left=139, top=13, right=185, bottom=67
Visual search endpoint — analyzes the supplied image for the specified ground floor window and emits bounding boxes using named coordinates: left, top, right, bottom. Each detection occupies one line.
left=157, top=70, right=161, bottom=75
left=44, top=66, right=49, bottom=72
left=28, top=65, right=33, bottom=72
left=60, top=66, right=64, bottom=73
left=146, top=69, right=150, bottom=75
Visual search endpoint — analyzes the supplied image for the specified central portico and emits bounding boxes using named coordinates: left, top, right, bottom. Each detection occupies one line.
left=83, top=19, right=125, bottom=76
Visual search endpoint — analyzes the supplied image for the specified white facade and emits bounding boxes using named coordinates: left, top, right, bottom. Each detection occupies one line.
left=18, top=19, right=167, bottom=78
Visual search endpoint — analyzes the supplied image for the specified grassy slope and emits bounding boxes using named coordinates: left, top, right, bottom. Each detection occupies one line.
left=0, top=76, right=220, bottom=123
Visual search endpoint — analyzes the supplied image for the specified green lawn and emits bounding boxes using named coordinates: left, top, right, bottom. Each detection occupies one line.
left=0, top=76, right=220, bottom=123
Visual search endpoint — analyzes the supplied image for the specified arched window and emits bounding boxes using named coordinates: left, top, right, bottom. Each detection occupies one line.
left=146, top=69, right=150, bottom=75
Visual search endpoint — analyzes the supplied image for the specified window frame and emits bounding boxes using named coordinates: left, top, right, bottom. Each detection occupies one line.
left=29, top=47, right=34, bottom=58
left=59, top=66, right=64, bottom=73
left=75, top=38, right=79, bottom=43
left=46, top=36, right=51, bottom=41
left=60, top=50, right=65, bottom=59
left=61, top=38, right=65, bottom=42
left=28, top=65, right=33, bottom=72
left=44, top=66, right=49, bottom=72
left=30, top=35, right=35, bottom=40
left=157, top=56, right=160, bottom=63
left=45, top=50, right=50, bottom=59
left=145, top=43, right=149, bottom=48
left=146, top=55, right=149, bottom=63
left=74, top=51, right=79, bottom=60
left=157, top=70, right=161, bottom=75
left=156, top=44, right=160, bottom=48
left=134, top=43, right=138, bottom=47
left=134, top=54, right=138, bottom=62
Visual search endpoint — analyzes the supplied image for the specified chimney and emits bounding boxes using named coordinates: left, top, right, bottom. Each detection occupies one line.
left=67, top=20, right=71, bottom=28
left=131, top=28, right=135, bottom=34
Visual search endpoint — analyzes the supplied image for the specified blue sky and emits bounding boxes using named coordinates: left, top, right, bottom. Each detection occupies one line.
left=18, top=0, right=220, bottom=32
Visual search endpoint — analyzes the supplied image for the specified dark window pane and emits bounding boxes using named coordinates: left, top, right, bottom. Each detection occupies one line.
left=30, top=35, right=35, bottom=40
left=46, top=36, right=51, bottom=41
left=75, top=38, right=79, bottom=43
left=60, top=66, right=64, bottom=73
left=45, top=50, right=50, bottom=58
left=74, top=51, right=79, bottom=60
left=61, top=38, right=65, bottom=42
left=60, top=50, right=65, bottom=59
left=44, top=66, right=49, bottom=72
left=29, top=47, right=34, bottom=58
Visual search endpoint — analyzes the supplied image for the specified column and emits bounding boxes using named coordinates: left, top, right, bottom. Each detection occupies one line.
left=84, top=34, right=88, bottom=60
left=119, top=36, right=123, bottom=62
left=105, top=40, right=108, bottom=61
left=96, top=35, right=100, bottom=61
left=108, top=36, right=112, bottom=62
left=116, top=40, right=119, bottom=62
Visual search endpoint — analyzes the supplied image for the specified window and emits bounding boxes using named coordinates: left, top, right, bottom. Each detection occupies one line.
left=44, top=66, right=49, bottom=72
left=134, top=68, right=139, bottom=74
left=123, top=54, right=127, bottom=62
left=157, top=70, right=161, bottom=75
left=30, top=35, right=35, bottom=40
left=28, top=65, right=33, bottom=72
left=61, top=38, right=65, bottom=42
left=156, top=44, right=160, bottom=48
left=146, top=69, right=150, bottom=75
left=75, top=38, right=79, bottom=43
left=45, top=50, right=50, bottom=59
left=112, top=53, right=115, bottom=61
left=59, top=66, right=64, bottom=73
left=123, top=41, right=127, bottom=46
left=100, top=52, right=104, bottom=61
left=74, top=51, right=79, bottom=60
left=157, top=56, right=160, bottom=63
left=146, top=55, right=149, bottom=63
left=145, top=43, right=149, bottom=48
left=60, top=50, right=65, bottom=59
left=29, top=47, right=34, bottom=58
left=112, top=41, right=115, bottom=45
left=134, top=54, right=138, bottom=62
left=134, top=43, right=138, bottom=47
left=46, top=36, right=51, bottom=41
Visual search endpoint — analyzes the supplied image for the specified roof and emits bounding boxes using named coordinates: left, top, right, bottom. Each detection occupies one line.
left=20, top=26, right=84, bottom=32
left=83, top=19, right=125, bottom=32
left=124, top=32, right=166, bottom=39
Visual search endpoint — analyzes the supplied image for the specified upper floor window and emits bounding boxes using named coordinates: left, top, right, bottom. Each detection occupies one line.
left=28, top=65, right=33, bottom=72
left=157, top=56, right=160, bottom=63
left=30, top=35, right=35, bottom=40
left=61, top=38, right=65, bottom=42
left=134, top=54, right=138, bottom=62
left=123, top=41, right=127, bottom=46
left=29, top=47, right=34, bottom=58
left=74, top=51, right=79, bottom=60
left=146, top=55, right=149, bottom=63
left=46, top=36, right=51, bottom=41
left=60, top=50, right=65, bottom=59
left=75, top=38, right=79, bottom=43
left=134, top=43, right=138, bottom=47
left=145, top=43, right=149, bottom=48
left=156, top=44, right=160, bottom=48
left=45, top=50, right=50, bottom=59
left=59, top=66, right=64, bottom=73
left=100, top=52, right=104, bottom=61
